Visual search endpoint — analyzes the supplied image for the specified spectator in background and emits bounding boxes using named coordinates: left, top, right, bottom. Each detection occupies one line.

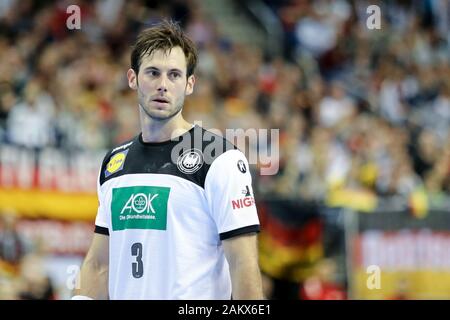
left=0, top=212, right=56, bottom=300
left=6, top=79, right=55, bottom=149
left=0, top=82, right=16, bottom=142
left=18, top=253, right=55, bottom=300
left=0, top=211, right=27, bottom=268
left=317, top=81, right=356, bottom=128
left=299, top=258, right=346, bottom=300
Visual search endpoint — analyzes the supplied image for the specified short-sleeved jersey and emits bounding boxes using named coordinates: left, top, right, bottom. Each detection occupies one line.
left=94, top=125, right=260, bottom=299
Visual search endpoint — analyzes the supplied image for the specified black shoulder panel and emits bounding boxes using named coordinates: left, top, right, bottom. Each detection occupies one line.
left=99, top=126, right=237, bottom=188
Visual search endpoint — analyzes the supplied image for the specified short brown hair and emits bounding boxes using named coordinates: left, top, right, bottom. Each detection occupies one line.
left=131, top=20, right=198, bottom=77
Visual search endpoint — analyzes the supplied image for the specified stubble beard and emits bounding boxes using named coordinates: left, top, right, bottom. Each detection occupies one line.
left=138, top=93, right=184, bottom=121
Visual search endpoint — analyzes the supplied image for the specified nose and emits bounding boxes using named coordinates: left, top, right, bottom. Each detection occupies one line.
left=157, top=74, right=168, bottom=93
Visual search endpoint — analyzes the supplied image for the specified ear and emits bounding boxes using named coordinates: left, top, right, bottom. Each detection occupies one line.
left=127, top=69, right=138, bottom=90
left=185, top=75, right=195, bottom=96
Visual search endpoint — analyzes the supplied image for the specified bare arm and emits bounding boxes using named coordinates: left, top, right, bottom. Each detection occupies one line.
left=223, top=233, right=265, bottom=300
left=73, top=233, right=109, bottom=299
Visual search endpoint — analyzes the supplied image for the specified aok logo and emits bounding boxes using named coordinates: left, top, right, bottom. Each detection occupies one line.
left=231, top=197, right=255, bottom=210
left=112, top=186, right=170, bottom=231
left=121, top=193, right=159, bottom=215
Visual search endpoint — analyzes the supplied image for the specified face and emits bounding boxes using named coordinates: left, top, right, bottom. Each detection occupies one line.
left=127, top=46, right=195, bottom=121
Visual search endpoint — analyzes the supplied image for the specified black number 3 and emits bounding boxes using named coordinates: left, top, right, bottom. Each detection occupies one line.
left=131, top=242, right=143, bottom=278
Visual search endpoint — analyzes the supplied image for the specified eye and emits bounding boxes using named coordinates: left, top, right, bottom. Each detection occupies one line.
left=147, top=70, right=159, bottom=77
left=169, top=72, right=181, bottom=79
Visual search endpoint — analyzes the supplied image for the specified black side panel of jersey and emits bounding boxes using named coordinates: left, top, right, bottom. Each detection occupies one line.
left=99, top=126, right=236, bottom=189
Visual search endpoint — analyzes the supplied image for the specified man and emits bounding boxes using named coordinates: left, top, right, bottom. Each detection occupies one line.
left=73, top=20, right=264, bottom=300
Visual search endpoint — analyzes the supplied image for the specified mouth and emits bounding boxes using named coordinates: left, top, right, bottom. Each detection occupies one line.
left=152, top=98, right=170, bottom=104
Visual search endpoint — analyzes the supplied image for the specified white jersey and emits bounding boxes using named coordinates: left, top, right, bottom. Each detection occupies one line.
left=94, top=126, right=260, bottom=299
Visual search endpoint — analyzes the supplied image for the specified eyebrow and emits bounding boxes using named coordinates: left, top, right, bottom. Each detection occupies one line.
left=143, top=66, right=183, bottom=74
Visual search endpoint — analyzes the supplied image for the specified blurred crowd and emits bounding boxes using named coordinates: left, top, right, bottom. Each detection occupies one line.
left=260, top=0, right=450, bottom=201
left=0, top=212, right=55, bottom=300
left=0, top=0, right=450, bottom=299
left=1, top=0, right=449, bottom=202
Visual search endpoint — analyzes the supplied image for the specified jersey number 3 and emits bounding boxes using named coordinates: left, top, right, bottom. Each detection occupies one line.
left=131, top=242, right=143, bottom=278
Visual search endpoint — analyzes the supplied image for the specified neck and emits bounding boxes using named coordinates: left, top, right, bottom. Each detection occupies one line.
left=139, top=107, right=193, bottom=143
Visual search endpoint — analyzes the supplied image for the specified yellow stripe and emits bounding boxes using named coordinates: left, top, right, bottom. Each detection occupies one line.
left=258, top=232, right=323, bottom=281
left=353, top=269, right=450, bottom=299
left=326, top=188, right=377, bottom=212
left=0, top=188, right=97, bottom=221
